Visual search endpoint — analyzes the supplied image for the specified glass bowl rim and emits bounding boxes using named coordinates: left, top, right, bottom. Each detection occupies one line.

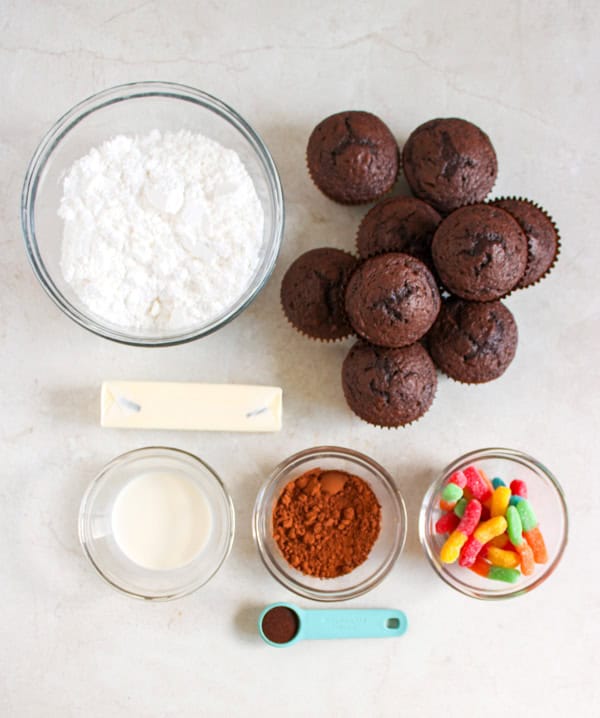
left=418, top=446, right=569, bottom=601
left=252, top=445, right=407, bottom=602
left=78, top=445, right=235, bottom=601
left=21, top=80, right=285, bottom=347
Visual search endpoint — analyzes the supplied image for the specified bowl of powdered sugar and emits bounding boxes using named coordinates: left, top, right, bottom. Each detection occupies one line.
left=21, top=82, right=284, bottom=345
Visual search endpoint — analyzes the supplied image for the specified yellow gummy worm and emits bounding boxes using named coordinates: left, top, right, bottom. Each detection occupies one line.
left=440, top=530, right=468, bottom=563
left=487, top=546, right=520, bottom=569
left=474, top=516, right=507, bottom=544
left=491, top=486, right=511, bottom=518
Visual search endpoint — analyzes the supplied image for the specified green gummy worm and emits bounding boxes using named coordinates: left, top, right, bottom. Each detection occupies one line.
left=516, top=499, right=538, bottom=532
left=442, top=483, right=463, bottom=502
left=488, top=566, right=520, bottom=583
left=454, top=498, right=467, bottom=518
left=506, top=505, right=523, bottom=546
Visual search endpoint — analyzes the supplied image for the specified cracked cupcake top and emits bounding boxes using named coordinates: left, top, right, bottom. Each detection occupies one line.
left=432, top=204, right=528, bottom=301
left=342, top=341, right=437, bottom=427
left=344, top=252, right=441, bottom=347
left=306, top=111, right=399, bottom=204
left=427, top=298, right=518, bottom=383
left=402, top=117, right=497, bottom=213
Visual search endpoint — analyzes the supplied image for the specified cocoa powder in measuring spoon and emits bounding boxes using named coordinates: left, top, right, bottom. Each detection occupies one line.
left=272, top=468, right=381, bottom=578
left=260, top=605, right=299, bottom=644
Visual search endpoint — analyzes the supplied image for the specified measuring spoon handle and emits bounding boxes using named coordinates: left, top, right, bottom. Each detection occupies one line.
left=301, top=608, right=407, bottom=640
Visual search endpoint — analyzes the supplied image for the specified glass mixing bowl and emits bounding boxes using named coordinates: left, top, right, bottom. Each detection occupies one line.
left=253, top=446, right=407, bottom=602
left=79, top=446, right=235, bottom=600
left=21, top=81, right=284, bottom=346
left=419, top=448, right=568, bottom=600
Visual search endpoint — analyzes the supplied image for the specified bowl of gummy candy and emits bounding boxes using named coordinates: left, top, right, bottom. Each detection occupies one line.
left=419, top=448, right=568, bottom=599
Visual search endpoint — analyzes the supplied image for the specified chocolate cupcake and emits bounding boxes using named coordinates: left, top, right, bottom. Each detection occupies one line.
left=342, top=341, right=437, bottom=427
left=491, top=198, right=560, bottom=288
left=356, top=196, right=442, bottom=271
left=428, top=298, right=518, bottom=384
left=344, top=253, right=441, bottom=347
left=402, top=118, right=498, bottom=214
left=431, top=204, right=528, bottom=302
left=281, top=248, right=358, bottom=340
left=306, top=111, right=399, bottom=204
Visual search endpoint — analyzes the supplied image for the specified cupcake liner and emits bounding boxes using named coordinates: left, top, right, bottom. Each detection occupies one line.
left=342, top=375, right=438, bottom=429
left=280, top=296, right=354, bottom=343
left=280, top=297, right=355, bottom=343
left=344, top=384, right=438, bottom=429
left=489, top=196, right=561, bottom=289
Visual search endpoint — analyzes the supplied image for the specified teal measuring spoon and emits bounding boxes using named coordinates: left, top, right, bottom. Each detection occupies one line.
left=258, top=602, right=408, bottom=647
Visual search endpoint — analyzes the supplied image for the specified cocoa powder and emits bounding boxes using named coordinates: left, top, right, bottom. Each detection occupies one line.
left=261, top=606, right=299, bottom=644
left=272, top=468, right=382, bottom=578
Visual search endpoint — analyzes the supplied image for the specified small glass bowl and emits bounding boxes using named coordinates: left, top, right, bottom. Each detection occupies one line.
left=419, top=448, right=568, bottom=600
left=21, top=81, right=284, bottom=346
left=79, top=446, right=234, bottom=600
left=253, top=446, right=407, bottom=602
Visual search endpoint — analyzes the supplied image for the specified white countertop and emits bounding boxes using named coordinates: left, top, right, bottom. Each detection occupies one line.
left=2, top=2, right=599, bottom=716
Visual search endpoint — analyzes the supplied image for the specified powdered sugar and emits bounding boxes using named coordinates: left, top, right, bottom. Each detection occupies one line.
left=59, top=129, right=264, bottom=331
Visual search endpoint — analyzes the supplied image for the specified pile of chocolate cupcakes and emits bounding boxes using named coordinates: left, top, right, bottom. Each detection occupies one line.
left=281, top=112, right=560, bottom=427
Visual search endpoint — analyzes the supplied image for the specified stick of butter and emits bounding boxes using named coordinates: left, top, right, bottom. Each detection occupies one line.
left=101, top=381, right=282, bottom=432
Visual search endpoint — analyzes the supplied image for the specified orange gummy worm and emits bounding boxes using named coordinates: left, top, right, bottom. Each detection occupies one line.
left=515, top=540, right=535, bottom=576
left=523, top=527, right=548, bottom=564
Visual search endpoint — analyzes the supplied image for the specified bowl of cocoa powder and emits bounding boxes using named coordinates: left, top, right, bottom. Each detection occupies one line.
left=253, top=446, right=407, bottom=601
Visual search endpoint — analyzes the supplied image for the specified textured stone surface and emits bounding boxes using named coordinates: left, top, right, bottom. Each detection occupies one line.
left=1, top=2, right=597, bottom=715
